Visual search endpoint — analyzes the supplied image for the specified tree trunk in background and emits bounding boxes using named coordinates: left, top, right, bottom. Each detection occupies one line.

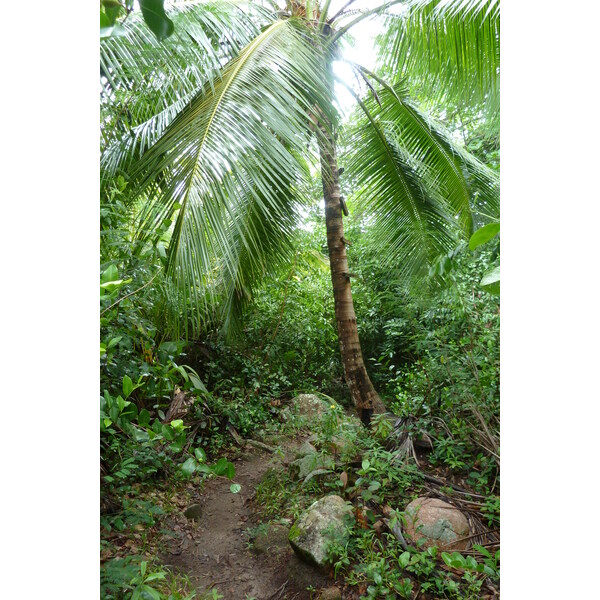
left=317, top=123, right=384, bottom=425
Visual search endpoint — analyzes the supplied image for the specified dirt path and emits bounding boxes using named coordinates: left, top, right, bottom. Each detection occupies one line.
left=160, top=440, right=331, bottom=599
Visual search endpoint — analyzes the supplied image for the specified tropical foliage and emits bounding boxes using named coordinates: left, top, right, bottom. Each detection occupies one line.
left=100, top=1, right=500, bottom=598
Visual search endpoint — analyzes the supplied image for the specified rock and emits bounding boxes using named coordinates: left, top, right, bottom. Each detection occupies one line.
left=183, top=504, right=203, bottom=521
left=289, top=452, right=334, bottom=481
left=373, top=519, right=385, bottom=537
left=289, top=495, right=355, bottom=570
left=295, top=440, right=317, bottom=458
left=302, top=469, right=333, bottom=485
left=325, top=434, right=355, bottom=457
left=293, top=394, right=330, bottom=418
left=249, top=522, right=289, bottom=556
left=319, top=586, right=342, bottom=600
left=403, top=497, right=470, bottom=551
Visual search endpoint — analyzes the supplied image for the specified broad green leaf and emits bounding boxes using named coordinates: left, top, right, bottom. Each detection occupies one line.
left=138, top=409, right=151, bottom=427
left=189, top=373, right=207, bottom=393
left=139, top=0, right=174, bottom=41
left=117, top=395, right=127, bottom=412
left=174, top=365, right=189, bottom=381
left=211, top=457, right=229, bottom=476
left=472, top=544, right=491, bottom=559
left=140, top=585, right=161, bottom=600
left=100, top=11, right=113, bottom=29
left=158, top=341, right=179, bottom=355
left=170, top=442, right=183, bottom=453
left=170, top=419, right=184, bottom=430
left=469, top=222, right=500, bottom=251
left=107, top=336, right=122, bottom=349
left=194, top=448, right=206, bottom=462
left=100, top=264, right=119, bottom=284
left=144, top=572, right=166, bottom=582
left=122, top=375, right=134, bottom=398
left=480, top=265, right=500, bottom=295
left=398, top=551, right=410, bottom=568
left=181, top=457, right=197, bottom=476
left=100, top=278, right=132, bottom=291
left=110, top=404, right=120, bottom=422
left=225, top=462, right=236, bottom=480
left=161, top=425, right=175, bottom=441
left=133, top=428, right=149, bottom=442
left=361, top=459, right=370, bottom=471
left=230, top=483, right=241, bottom=494
left=195, top=464, right=212, bottom=474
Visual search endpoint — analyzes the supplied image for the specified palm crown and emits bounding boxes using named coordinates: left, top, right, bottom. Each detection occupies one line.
left=100, top=0, right=500, bottom=419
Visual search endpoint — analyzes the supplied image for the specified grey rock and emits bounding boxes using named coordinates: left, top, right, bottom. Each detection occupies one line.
left=289, top=495, right=355, bottom=570
left=295, top=440, right=318, bottom=458
left=289, top=452, right=334, bottom=481
left=183, top=504, right=203, bottom=521
left=302, top=468, right=333, bottom=485
left=319, top=587, right=342, bottom=600
left=404, top=497, right=470, bottom=551
left=249, top=522, right=289, bottom=556
left=292, top=394, right=329, bottom=418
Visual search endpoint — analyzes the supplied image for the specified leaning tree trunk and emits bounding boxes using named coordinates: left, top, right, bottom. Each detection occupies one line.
left=317, top=123, right=384, bottom=425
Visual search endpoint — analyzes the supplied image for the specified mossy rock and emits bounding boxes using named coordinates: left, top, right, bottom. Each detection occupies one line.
left=289, top=452, right=334, bottom=481
left=249, top=522, right=290, bottom=556
left=288, top=495, right=355, bottom=571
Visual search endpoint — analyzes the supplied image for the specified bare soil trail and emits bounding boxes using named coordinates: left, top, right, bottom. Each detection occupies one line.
left=159, top=438, right=331, bottom=599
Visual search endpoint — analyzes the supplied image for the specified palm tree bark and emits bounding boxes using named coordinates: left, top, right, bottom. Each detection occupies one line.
left=317, top=123, right=383, bottom=425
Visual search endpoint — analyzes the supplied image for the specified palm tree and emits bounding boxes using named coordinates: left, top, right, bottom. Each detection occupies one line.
left=100, top=0, right=500, bottom=424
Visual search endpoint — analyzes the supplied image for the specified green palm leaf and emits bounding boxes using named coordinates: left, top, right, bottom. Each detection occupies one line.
left=378, top=0, right=500, bottom=114
left=126, top=17, right=333, bottom=333
left=100, top=1, right=275, bottom=176
left=347, top=79, right=498, bottom=279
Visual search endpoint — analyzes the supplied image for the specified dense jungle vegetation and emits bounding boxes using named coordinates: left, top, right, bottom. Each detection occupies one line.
left=100, top=1, right=500, bottom=598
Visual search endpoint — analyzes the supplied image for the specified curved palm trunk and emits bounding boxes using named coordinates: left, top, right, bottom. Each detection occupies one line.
left=317, top=124, right=383, bottom=425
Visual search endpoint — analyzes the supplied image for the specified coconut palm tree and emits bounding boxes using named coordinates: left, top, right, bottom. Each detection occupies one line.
left=100, top=0, right=500, bottom=424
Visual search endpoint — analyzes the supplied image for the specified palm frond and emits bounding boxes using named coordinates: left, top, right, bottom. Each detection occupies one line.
left=347, top=79, right=498, bottom=279
left=100, top=0, right=275, bottom=177
left=377, top=0, right=500, bottom=114
left=127, top=17, right=334, bottom=335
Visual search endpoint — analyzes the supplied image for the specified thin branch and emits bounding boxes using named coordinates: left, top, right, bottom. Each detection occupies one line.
left=328, top=0, right=361, bottom=24
left=100, top=271, right=160, bottom=316
left=329, top=0, right=405, bottom=45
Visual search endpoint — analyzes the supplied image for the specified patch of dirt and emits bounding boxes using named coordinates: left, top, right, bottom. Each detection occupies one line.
left=160, top=439, right=331, bottom=599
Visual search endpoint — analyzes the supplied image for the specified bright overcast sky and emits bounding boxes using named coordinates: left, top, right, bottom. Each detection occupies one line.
left=268, top=1, right=388, bottom=115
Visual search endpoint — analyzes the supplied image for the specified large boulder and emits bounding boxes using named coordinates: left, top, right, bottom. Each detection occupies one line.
left=289, top=495, right=355, bottom=570
left=295, top=440, right=317, bottom=458
left=403, top=497, right=470, bottom=551
left=292, top=394, right=330, bottom=418
left=289, top=452, right=335, bottom=481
